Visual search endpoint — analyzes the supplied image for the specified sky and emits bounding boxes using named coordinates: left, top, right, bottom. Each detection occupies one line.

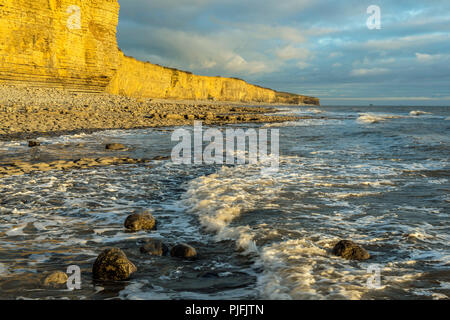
left=116, top=0, right=450, bottom=106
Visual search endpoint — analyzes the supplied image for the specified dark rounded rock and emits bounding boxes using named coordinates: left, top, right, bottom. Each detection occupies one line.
left=124, top=211, right=157, bottom=232
left=105, top=143, right=126, bottom=151
left=170, top=243, right=197, bottom=259
left=140, top=239, right=169, bottom=256
left=28, top=141, right=40, bottom=147
left=92, top=248, right=137, bottom=281
left=332, top=240, right=370, bottom=260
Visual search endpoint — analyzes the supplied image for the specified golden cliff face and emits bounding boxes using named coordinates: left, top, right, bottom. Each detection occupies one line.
left=0, top=0, right=319, bottom=105
left=106, top=53, right=320, bottom=105
left=0, top=0, right=119, bottom=91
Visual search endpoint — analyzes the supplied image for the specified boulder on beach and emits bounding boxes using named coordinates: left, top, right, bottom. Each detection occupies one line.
left=170, top=243, right=197, bottom=260
left=28, top=141, right=40, bottom=147
left=92, top=248, right=137, bottom=281
left=105, top=143, right=126, bottom=151
left=124, top=210, right=157, bottom=232
left=332, top=240, right=370, bottom=260
left=140, top=239, right=169, bottom=256
left=43, top=271, right=68, bottom=287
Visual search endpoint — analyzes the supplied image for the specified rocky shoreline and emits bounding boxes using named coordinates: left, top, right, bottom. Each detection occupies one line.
left=0, top=83, right=331, bottom=295
left=0, top=84, right=312, bottom=142
left=0, top=83, right=316, bottom=177
left=0, top=155, right=154, bottom=178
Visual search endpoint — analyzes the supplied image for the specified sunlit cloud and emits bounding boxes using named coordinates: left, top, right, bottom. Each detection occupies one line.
left=350, top=68, right=390, bottom=77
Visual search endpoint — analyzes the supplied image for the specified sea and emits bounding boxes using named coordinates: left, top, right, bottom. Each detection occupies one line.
left=0, top=105, right=448, bottom=300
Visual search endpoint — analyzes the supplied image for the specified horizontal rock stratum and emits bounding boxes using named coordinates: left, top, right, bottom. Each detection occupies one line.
left=0, top=0, right=319, bottom=105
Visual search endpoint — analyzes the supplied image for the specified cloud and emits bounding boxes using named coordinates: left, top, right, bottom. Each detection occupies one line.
left=119, top=25, right=275, bottom=76
left=297, top=62, right=311, bottom=69
left=350, top=68, right=390, bottom=77
left=224, top=55, right=269, bottom=74
left=275, top=46, right=310, bottom=61
left=329, top=52, right=343, bottom=58
left=363, top=33, right=450, bottom=51
left=415, top=53, right=450, bottom=63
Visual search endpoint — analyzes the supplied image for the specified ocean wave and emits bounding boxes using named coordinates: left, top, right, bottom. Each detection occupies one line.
left=0, top=263, right=8, bottom=277
left=181, top=166, right=268, bottom=254
left=306, top=108, right=324, bottom=114
left=329, top=191, right=383, bottom=199
left=263, top=118, right=341, bottom=127
left=410, top=110, right=432, bottom=116
left=255, top=239, right=373, bottom=300
left=357, top=113, right=404, bottom=124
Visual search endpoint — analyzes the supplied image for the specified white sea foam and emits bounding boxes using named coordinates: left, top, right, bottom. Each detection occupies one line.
left=329, top=191, right=383, bottom=199
left=357, top=113, right=404, bottom=123
left=306, top=108, right=324, bottom=114
left=255, top=239, right=379, bottom=300
left=410, top=110, right=432, bottom=116
left=182, top=166, right=269, bottom=254
left=263, top=118, right=342, bottom=127
left=0, top=263, right=8, bottom=276
left=5, top=223, right=28, bottom=236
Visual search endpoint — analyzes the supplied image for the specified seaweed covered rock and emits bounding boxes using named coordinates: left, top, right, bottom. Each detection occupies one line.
left=105, top=143, right=126, bottom=151
left=124, top=210, right=157, bottom=232
left=140, top=239, right=169, bottom=256
left=92, top=248, right=137, bottom=281
left=170, top=243, right=197, bottom=260
left=332, top=240, right=370, bottom=260
left=28, top=141, right=40, bottom=147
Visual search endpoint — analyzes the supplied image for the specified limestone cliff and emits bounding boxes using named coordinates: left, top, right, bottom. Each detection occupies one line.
left=0, top=0, right=120, bottom=91
left=0, top=0, right=319, bottom=105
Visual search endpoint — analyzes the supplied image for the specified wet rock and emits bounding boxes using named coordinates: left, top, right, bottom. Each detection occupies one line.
left=170, top=243, right=197, bottom=259
left=43, top=271, right=68, bottom=287
left=151, top=155, right=171, bottom=161
left=332, top=240, right=370, bottom=260
left=140, top=239, right=169, bottom=256
left=92, top=248, right=137, bottom=281
left=124, top=210, right=157, bottom=232
left=28, top=140, right=40, bottom=147
left=105, top=143, right=126, bottom=151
